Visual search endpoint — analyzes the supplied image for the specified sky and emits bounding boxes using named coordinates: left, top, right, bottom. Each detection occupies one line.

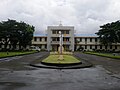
left=0, top=0, right=120, bottom=35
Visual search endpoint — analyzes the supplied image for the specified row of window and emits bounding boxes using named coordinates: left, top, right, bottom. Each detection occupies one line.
left=33, top=44, right=47, bottom=48
left=34, top=37, right=47, bottom=42
left=52, top=37, right=69, bottom=41
left=0, top=44, right=118, bottom=50
left=75, top=38, right=98, bottom=42
left=34, top=37, right=70, bottom=42
left=34, top=37, right=98, bottom=42
left=52, top=30, right=69, bottom=34
left=78, top=45, right=118, bottom=49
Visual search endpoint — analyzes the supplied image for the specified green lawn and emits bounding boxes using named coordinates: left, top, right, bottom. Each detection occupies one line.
left=42, top=55, right=81, bottom=64
left=84, top=52, right=120, bottom=59
left=0, top=51, right=37, bottom=58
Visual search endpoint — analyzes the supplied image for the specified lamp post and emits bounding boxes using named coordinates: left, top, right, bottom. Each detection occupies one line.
left=59, top=31, right=63, bottom=54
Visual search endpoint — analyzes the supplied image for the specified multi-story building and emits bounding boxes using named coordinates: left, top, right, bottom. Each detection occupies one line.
left=47, top=24, right=74, bottom=51
left=32, top=24, right=120, bottom=51
left=32, top=34, right=47, bottom=50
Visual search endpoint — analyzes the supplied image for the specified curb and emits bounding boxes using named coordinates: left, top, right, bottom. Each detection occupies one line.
left=29, top=53, right=93, bottom=69
left=0, top=52, right=38, bottom=59
left=30, top=59, right=93, bottom=69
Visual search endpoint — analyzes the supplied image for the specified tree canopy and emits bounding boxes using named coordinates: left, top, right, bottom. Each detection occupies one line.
left=0, top=19, right=35, bottom=51
left=96, top=20, right=120, bottom=45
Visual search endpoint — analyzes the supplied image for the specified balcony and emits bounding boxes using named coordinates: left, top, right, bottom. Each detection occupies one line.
left=51, top=34, right=70, bottom=37
left=51, top=41, right=71, bottom=45
left=51, top=41, right=59, bottom=44
left=32, top=41, right=47, bottom=44
left=63, top=41, right=71, bottom=45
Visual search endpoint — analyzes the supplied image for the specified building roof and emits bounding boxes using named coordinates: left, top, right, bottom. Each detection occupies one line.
left=34, top=34, right=98, bottom=37
left=34, top=34, right=47, bottom=37
left=75, top=34, right=98, bottom=37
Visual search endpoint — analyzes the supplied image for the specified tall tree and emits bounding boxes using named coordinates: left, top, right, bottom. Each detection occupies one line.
left=96, top=20, right=120, bottom=45
left=6, top=19, right=19, bottom=50
left=18, top=22, right=35, bottom=49
left=0, top=20, right=11, bottom=50
left=0, top=19, right=35, bottom=51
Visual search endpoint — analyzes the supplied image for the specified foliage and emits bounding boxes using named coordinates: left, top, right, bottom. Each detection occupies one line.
left=84, top=52, right=120, bottom=59
left=0, top=19, right=35, bottom=51
left=0, top=51, right=37, bottom=58
left=96, top=20, right=120, bottom=45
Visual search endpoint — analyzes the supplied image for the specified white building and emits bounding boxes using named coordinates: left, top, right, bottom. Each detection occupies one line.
left=32, top=25, right=120, bottom=51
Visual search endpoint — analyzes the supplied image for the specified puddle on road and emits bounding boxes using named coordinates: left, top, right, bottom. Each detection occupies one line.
left=0, top=65, right=120, bottom=90
left=0, top=82, right=26, bottom=90
left=0, top=56, right=23, bottom=62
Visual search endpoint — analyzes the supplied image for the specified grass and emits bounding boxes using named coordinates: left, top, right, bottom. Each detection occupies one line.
left=42, top=55, right=81, bottom=64
left=0, top=51, right=37, bottom=58
left=84, top=52, right=120, bottom=59
left=50, top=52, right=73, bottom=55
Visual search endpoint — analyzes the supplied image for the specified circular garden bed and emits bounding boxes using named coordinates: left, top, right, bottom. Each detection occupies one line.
left=41, top=55, right=82, bottom=67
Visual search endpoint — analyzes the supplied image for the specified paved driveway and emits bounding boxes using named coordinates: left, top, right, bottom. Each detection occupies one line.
left=0, top=52, right=120, bottom=90
left=74, top=52, right=120, bottom=74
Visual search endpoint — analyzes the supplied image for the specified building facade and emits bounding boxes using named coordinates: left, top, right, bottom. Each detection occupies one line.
left=47, top=25, right=74, bottom=51
left=32, top=25, right=120, bottom=51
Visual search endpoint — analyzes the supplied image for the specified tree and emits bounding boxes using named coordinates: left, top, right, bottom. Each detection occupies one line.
left=0, top=19, right=35, bottom=51
left=18, top=22, right=35, bottom=49
left=0, top=20, right=12, bottom=50
left=5, top=19, right=19, bottom=50
left=96, top=20, right=120, bottom=45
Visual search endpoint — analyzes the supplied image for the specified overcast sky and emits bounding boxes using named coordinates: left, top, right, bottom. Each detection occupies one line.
left=0, top=0, right=120, bottom=35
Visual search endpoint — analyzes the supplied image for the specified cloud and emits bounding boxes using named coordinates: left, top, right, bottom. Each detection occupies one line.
left=0, top=0, right=120, bottom=34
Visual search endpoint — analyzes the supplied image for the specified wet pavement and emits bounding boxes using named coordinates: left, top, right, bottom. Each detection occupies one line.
left=0, top=52, right=120, bottom=90
left=74, top=52, right=120, bottom=74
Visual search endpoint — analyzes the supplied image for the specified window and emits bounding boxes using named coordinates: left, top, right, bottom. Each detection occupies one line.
left=34, top=37, right=37, bottom=41
left=90, top=45, right=92, bottom=49
left=52, top=38, right=56, bottom=41
left=95, top=45, right=97, bottom=49
left=115, top=45, right=117, bottom=49
left=110, top=45, right=112, bottom=49
left=0, top=44, right=1, bottom=48
left=105, top=45, right=107, bottom=49
left=45, top=38, right=47, bottom=41
left=64, top=38, right=69, bottom=41
left=85, top=38, right=87, bottom=42
left=95, top=38, right=97, bottom=42
left=66, top=30, right=69, bottom=34
left=100, top=45, right=102, bottom=49
left=57, top=30, right=59, bottom=34
left=39, top=45, right=41, bottom=48
left=45, top=45, right=47, bottom=48
left=52, top=30, right=56, bottom=34
left=66, top=38, right=69, bottom=41
left=39, top=38, right=42, bottom=41
left=80, top=38, right=82, bottom=42
left=61, top=31, right=63, bottom=34
left=57, top=37, right=59, bottom=41
left=85, top=45, right=87, bottom=49
left=90, top=38, right=92, bottom=42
